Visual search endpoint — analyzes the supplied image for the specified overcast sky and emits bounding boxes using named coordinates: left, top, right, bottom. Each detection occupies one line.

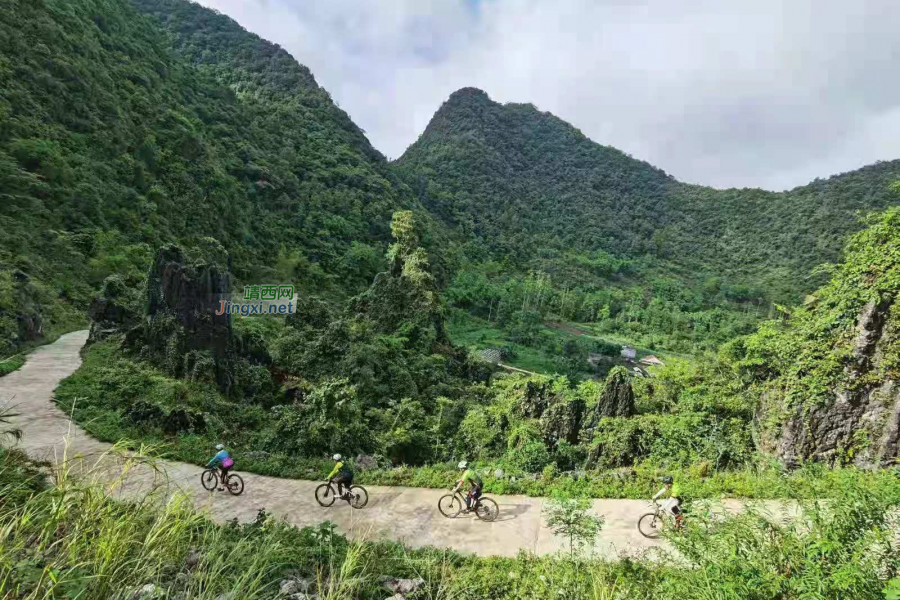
left=196, top=0, right=900, bottom=191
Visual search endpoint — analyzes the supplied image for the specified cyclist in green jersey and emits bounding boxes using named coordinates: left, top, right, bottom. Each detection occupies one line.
left=327, top=454, right=354, bottom=501
left=653, top=475, right=683, bottom=527
left=454, top=461, right=483, bottom=511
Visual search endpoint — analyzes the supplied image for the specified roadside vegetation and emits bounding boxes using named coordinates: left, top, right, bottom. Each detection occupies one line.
left=53, top=209, right=900, bottom=501
left=0, top=353, right=25, bottom=378
left=1, top=443, right=898, bottom=599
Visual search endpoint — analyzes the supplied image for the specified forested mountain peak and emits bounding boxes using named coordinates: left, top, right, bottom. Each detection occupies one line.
left=408, top=87, right=672, bottom=187
left=132, top=0, right=384, bottom=162
left=397, top=87, right=900, bottom=306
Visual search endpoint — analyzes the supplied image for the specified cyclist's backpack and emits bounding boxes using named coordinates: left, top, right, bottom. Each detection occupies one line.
left=221, top=457, right=234, bottom=469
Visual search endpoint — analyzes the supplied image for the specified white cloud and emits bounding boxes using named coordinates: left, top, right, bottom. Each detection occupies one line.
left=196, top=0, right=900, bottom=190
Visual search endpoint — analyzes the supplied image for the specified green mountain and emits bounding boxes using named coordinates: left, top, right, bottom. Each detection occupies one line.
left=2, top=0, right=899, bottom=361
left=0, top=0, right=426, bottom=355
left=398, top=87, right=900, bottom=303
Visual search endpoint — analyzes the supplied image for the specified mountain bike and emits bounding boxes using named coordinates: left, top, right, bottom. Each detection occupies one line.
left=438, top=489, right=499, bottom=522
left=637, top=501, right=681, bottom=538
left=200, top=468, right=245, bottom=496
left=315, top=480, right=369, bottom=509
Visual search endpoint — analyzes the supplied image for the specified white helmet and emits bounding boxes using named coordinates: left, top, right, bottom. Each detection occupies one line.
left=458, top=461, right=468, bottom=469
left=215, top=444, right=224, bottom=451
left=333, top=454, right=342, bottom=461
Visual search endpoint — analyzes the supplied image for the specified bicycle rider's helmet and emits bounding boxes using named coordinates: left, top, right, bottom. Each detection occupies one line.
left=662, top=475, right=673, bottom=484
left=333, top=453, right=342, bottom=461
left=215, top=444, right=224, bottom=451
left=458, top=461, right=468, bottom=469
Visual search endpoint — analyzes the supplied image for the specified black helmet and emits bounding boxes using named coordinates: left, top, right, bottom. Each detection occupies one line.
left=662, top=476, right=673, bottom=484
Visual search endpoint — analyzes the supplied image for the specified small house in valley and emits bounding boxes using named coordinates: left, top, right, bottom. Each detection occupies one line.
left=639, top=355, right=664, bottom=367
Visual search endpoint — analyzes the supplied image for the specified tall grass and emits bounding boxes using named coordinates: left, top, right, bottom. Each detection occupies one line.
left=0, top=444, right=289, bottom=599
left=0, top=443, right=897, bottom=599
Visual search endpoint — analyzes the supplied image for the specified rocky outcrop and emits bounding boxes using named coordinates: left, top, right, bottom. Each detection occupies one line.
left=514, top=379, right=551, bottom=418
left=144, top=244, right=232, bottom=355
left=129, top=244, right=235, bottom=391
left=540, top=396, right=586, bottom=445
left=379, top=576, right=425, bottom=597
left=771, top=296, right=900, bottom=467
left=88, top=275, right=138, bottom=344
left=584, top=367, right=635, bottom=431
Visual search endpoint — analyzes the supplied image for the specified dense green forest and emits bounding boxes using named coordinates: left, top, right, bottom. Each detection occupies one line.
left=3, top=0, right=900, bottom=361
left=0, top=0, right=448, bottom=358
left=398, top=88, right=900, bottom=352
left=1, top=0, right=898, bottom=479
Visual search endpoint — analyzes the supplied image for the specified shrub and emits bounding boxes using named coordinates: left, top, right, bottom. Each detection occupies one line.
left=508, top=440, right=553, bottom=472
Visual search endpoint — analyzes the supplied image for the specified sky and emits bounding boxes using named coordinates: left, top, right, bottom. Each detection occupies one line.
left=196, top=0, right=900, bottom=191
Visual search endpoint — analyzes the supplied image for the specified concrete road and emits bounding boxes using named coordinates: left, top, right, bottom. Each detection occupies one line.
left=0, top=331, right=798, bottom=558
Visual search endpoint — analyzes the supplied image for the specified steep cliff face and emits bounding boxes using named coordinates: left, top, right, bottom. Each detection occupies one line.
left=752, top=208, right=900, bottom=467
left=768, top=298, right=900, bottom=467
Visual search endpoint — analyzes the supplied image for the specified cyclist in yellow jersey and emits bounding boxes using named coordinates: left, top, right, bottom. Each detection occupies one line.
left=653, top=475, right=683, bottom=527
left=454, top=461, right=483, bottom=511
left=327, top=454, right=354, bottom=501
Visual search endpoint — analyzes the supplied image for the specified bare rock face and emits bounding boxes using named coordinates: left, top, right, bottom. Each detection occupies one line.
left=145, top=244, right=231, bottom=353
left=379, top=576, right=425, bottom=596
left=354, top=454, right=378, bottom=471
left=540, top=396, right=586, bottom=446
left=772, top=297, right=900, bottom=467
left=584, top=367, right=635, bottom=432
left=130, top=244, right=235, bottom=391
left=514, top=379, right=551, bottom=418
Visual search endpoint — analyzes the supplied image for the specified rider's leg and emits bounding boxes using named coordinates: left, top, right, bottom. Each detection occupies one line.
left=335, top=475, right=352, bottom=499
left=218, top=467, right=228, bottom=491
left=471, top=486, right=483, bottom=509
left=671, top=499, right=683, bottom=527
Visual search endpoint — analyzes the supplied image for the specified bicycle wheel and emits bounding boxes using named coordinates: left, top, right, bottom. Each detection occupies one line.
left=226, top=474, right=244, bottom=496
left=474, top=497, right=499, bottom=522
left=315, top=483, right=337, bottom=507
left=348, top=485, right=369, bottom=509
left=638, top=512, right=662, bottom=539
left=201, top=469, right=218, bottom=491
left=438, top=494, right=462, bottom=518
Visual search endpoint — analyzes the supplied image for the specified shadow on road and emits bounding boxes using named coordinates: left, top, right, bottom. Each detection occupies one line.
left=492, top=501, right=531, bottom=522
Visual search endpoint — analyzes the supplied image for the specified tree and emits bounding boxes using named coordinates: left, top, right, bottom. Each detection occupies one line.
left=543, top=493, right=605, bottom=555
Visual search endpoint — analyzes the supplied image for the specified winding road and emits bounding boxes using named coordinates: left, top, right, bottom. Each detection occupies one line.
left=1, top=331, right=797, bottom=558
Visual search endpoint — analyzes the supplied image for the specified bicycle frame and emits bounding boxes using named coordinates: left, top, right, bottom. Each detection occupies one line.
left=650, top=501, right=684, bottom=529
left=456, top=489, right=481, bottom=509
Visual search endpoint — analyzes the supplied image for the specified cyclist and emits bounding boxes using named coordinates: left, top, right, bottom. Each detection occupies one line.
left=453, top=461, right=483, bottom=511
left=206, top=444, right=234, bottom=492
left=327, top=454, right=354, bottom=501
left=652, top=475, right=683, bottom=527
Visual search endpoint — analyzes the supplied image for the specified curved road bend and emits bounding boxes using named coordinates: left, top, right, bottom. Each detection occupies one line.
left=1, top=331, right=799, bottom=558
